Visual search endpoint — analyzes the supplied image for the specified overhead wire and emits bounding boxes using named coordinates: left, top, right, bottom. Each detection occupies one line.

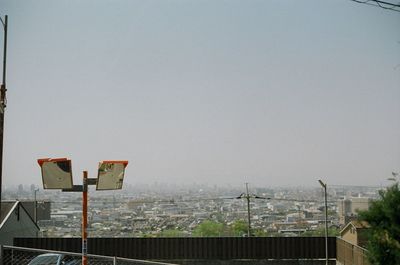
left=349, top=0, right=400, bottom=12
left=48, top=196, right=338, bottom=204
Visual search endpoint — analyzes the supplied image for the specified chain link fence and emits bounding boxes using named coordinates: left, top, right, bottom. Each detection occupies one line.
left=0, top=245, right=178, bottom=265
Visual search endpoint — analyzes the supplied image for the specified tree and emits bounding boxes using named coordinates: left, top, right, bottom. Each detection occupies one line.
left=231, top=220, right=248, bottom=236
left=192, top=220, right=225, bottom=237
left=228, top=220, right=268, bottom=237
left=358, top=183, right=400, bottom=265
left=252, top=228, right=267, bottom=237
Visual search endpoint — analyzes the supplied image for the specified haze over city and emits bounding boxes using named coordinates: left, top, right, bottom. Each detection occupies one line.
left=1, top=0, right=399, bottom=188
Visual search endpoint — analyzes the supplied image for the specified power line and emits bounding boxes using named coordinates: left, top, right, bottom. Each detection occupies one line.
left=49, top=197, right=328, bottom=204
left=349, top=0, right=400, bottom=12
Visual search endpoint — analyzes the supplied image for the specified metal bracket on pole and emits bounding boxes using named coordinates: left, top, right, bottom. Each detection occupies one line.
left=62, top=185, right=84, bottom=192
left=87, top=178, right=97, bottom=186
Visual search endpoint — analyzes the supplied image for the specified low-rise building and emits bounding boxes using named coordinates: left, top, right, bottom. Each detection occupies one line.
left=340, top=220, right=370, bottom=248
left=0, top=201, right=40, bottom=245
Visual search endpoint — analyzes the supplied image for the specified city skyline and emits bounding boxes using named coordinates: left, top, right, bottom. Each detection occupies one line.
left=0, top=0, right=399, bottom=188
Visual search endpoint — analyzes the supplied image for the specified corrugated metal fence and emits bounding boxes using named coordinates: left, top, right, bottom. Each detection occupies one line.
left=14, top=237, right=336, bottom=260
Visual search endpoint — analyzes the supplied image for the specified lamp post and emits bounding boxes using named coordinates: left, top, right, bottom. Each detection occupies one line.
left=38, top=158, right=128, bottom=265
left=0, top=14, right=8, bottom=219
left=318, top=179, right=328, bottom=265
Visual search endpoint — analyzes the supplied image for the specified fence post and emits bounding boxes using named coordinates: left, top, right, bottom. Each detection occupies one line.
left=113, top=256, right=117, bottom=265
left=0, top=245, right=3, bottom=265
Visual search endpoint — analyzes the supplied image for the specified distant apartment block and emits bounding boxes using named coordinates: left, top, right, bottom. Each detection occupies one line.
left=337, top=197, right=372, bottom=225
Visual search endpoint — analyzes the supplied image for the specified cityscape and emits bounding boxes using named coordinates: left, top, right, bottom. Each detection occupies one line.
left=3, top=182, right=379, bottom=238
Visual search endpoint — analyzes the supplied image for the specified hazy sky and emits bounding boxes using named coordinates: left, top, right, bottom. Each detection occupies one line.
left=1, top=0, right=399, bottom=188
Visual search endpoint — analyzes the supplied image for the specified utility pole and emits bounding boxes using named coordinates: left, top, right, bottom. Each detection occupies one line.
left=245, top=183, right=251, bottom=237
left=0, top=15, right=8, bottom=217
left=236, top=182, right=267, bottom=237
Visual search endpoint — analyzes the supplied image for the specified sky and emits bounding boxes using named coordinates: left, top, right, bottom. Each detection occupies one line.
left=0, top=0, right=399, bottom=188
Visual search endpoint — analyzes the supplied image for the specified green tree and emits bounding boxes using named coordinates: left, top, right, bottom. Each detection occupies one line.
left=253, top=228, right=267, bottom=237
left=193, top=220, right=225, bottom=237
left=231, top=220, right=248, bottom=236
left=228, top=220, right=267, bottom=237
left=358, top=183, right=400, bottom=265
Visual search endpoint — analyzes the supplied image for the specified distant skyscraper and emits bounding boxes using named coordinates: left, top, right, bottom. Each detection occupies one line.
left=18, top=184, right=24, bottom=194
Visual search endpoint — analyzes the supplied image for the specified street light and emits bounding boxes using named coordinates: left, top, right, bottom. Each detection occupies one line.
left=388, top=171, right=399, bottom=182
left=318, top=179, right=328, bottom=265
left=38, top=158, right=128, bottom=265
left=0, top=14, right=8, bottom=221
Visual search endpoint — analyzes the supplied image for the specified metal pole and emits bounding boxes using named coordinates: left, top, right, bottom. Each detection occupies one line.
left=245, top=183, right=251, bottom=237
left=1, top=16, right=6, bottom=85
left=34, top=189, right=38, bottom=223
left=318, top=179, right=328, bottom=265
left=0, top=15, right=8, bottom=221
left=82, top=171, right=88, bottom=265
left=324, top=184, right=328, bottom=265
left=0, top=244, right=4, bottom=265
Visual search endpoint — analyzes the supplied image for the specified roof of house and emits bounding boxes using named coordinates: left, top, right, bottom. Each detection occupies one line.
left=0, top=201, right=18, bottom=224
left=0, top=201, right=40, bottom=230
left=340, top=220, right=370, bottom=235
left=351, top=220, right=370, bottom=229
